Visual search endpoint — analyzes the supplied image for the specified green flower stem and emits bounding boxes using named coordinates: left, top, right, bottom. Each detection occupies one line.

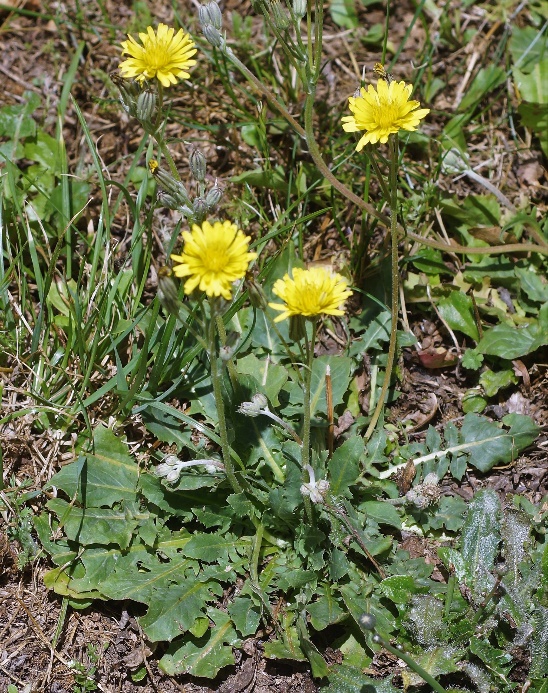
left=151, top=84, right=181, bottom=182
left=375, top=636, right=448, bottom=693
left=215, top=314, right=239, bottom=393
left=301, top=318, right=318, bottom=523
left=364, top=135, right=400, bottom=441
left=208, top=299, right=243, bottom=494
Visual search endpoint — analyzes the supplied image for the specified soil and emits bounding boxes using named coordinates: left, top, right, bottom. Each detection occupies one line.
left=1, top=0, right=547, bottom=691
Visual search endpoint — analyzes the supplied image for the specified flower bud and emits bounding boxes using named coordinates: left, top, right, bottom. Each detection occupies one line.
left=149, top=160, right=192, bottom=207
left=111, top=73, right=139, bottom=117
left=245, top=271, right=268, bottom=310
left=270, top=0, right=290, bottom=30
left=292, top=0, right=306, bottom=17
left=189, top=149, right=207, bottom=182
left=251, top=393, right=268, bottom=408
left=203, top=23, right=223, bottom=48
left=156, top=190, right=181, bottom=210
left=192, top=197, right=208, bottom=223
left=136, top=89, right=157, bottom=124
left=198, top=4, right=210, bottom=27
left=205, top=180, right=224, bottom=209
left=206, top=1, right=223, bottom=29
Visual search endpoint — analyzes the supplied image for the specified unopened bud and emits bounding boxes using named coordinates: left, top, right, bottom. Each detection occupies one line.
left=203, top=23, right=223, bottom=48
left=111, top=72, right=139, bottom=117
left=149, top=161, right=192, bottom=207
left=192, top=197, right=208, bottom=223
left=206, top=1, right=223, bottom=29
left=252, top=393, right=268, bottom=408
left=136, top=89, right=157, bottom=124
left=270, top=0, right=290, bottom=30
left=292, top=0, right=306, bottom=17
left=245, top=271, right=268, bottom=309
left=205, top=181, right=224, bottom=209
left=198, top=4, right=210, bottom=26
left=189, top=149, right=207, bottom=182
left=156, top=190, right=181, bottom=210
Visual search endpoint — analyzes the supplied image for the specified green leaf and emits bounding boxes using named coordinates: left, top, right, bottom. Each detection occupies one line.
left=379, top=575, right=418, bottom=604
left=361, top=501, right=401, bottom=529
left=516, top=267, right=548, bottom=303
left=437, top=291, right=479, bottom=340
left=514, top=59, right=548, bottom=103
left=47, top=424, right=139, bottom=507
left=307, top=584, right=345, bottom=630
left=510, top=26, right=548, bottom=73
left=440, top=490, right=501, bottom=603
left=321, top=665, right=399, bottom=692
left=531, top=606, right=548, bottom=678
left=46, top=499, right=139, bottom=549
left=401, top=646, right=462, bottom=689
left=461, top=349, right=483, bottom=370
left=460, top=414, right=524, bottom=472
left=228, top=596, right=261, bottom=637
left=458, top=66, right=506, bottom=111
left=159, top=608, right=238, bottom=677
left=139, top=579, right=224, bottom=642
left=330, top=0, right=358, bottom=29
left=479, top=368, right=517, bottom=397
left=469, top=637, right=513, bottom=680
left=236, top=353, right=288, bottom=406
left=232, top=166, right=289, bottom=191
left=328, top=436, right=364, bottom=498
left=297, top=614, right=329, bottom=678
left=282, top=355, right=352, bottom=418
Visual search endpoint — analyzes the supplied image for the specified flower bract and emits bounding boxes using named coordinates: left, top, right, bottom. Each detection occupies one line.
left=342, top=79, right=430, bottom=150
left=171, top=220, right=257, bottom=300
left=269, top=267, right=352, bottom=322
left=119, top=23, right=197, bottom=87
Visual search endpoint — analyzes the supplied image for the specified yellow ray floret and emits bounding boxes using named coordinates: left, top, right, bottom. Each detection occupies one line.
left=342, top=79, right=430, bottom=149
left=269, top=267, right=353, bottom=322
left=171, top=220, right=257, bottom=300
left=119, top=23, right=197, bottom=87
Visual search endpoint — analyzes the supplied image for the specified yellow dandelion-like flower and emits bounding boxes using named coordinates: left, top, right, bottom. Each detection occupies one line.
left=171, top=220, right=257, bottom=300
left=342, top=79, right=430, bottom=150
left=119, top=23, right=197, bottom=87
left=269, top=267, right=353, bottom=322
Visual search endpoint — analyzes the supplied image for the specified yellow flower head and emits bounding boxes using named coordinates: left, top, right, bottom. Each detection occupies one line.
left=342, top=79, right=430, bottom=150
left=269, top=267, right=353, bottom=322
left=119, top=23, right=197, bottom=87
left=171, top=220, right=257, bottom=300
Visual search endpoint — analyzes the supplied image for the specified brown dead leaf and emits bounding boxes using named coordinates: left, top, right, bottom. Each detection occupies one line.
left=516, top=160, right=545, bottom=187
left=417, top=346, right=459, bottom=369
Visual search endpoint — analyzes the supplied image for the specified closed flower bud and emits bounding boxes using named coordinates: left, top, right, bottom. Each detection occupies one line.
left=270, top=0, right=290, bottom=30
left=198, top=4, right=210, bottom=27
left=136, top=89, right=157, bottom=124
left=292, top=0, right=306, bottom=17
left=251, top=393, right=268, bottom=408
left=206, top=1, right=223, bottom=29
left=203, top=23, right=223, bottom=48
left=156, top=190, right=181, bottom=210
left=189, top=149, right=207, bottom=182
left=245, top=272, right=268, bottom=309
left=111, top=73, right=139, bottom=117
left=149, top=161, right=192, bottom=207
left=192, top=197, right=208, bottom=222
left=205, top=180, right=224, bottom=209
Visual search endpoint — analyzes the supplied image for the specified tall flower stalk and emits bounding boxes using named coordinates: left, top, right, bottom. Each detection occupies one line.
left=269, top=267, right=352, bottom=518
left=170, top=219, right=257, bottom=493
left=342, top=77, right=429, bottom=438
